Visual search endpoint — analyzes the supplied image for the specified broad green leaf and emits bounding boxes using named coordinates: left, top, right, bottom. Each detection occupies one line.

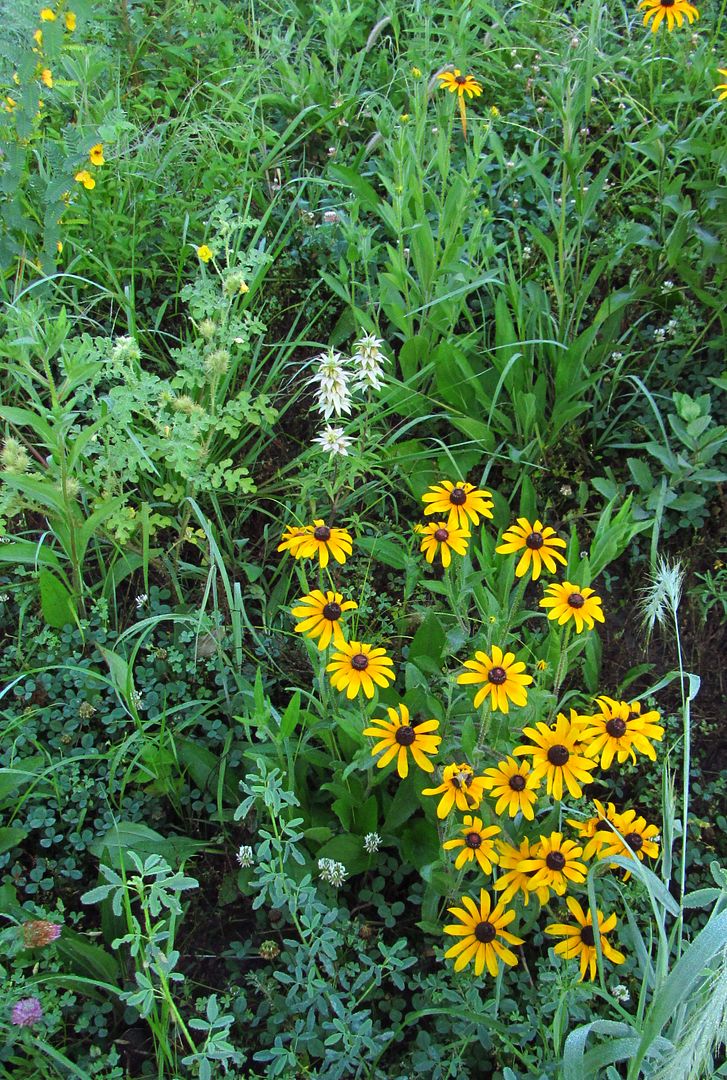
left=39, top=569, right=76, bottom=628
left=0, top=826, right=28, bottom=856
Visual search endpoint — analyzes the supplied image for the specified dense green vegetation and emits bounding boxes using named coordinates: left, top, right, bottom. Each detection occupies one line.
left=1, top=0, right=725, bottom=1077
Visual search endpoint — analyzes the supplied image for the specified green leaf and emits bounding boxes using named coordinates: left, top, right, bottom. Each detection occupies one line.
left=56, top=929, right=120, bottom=987
left=408, top=610, right=445, bottom=669
left=279, top=692, right=300, bottom=740
left=0, top=826, right=28, bottom=856
left=382, top=779, right=421, bottom=833
left=315, top=834, right=368, bottom=875
left=89, top=822, right=206, bottom=867
left=356, top=535, right=410, bottom=570
left=39, top=569, right=76, bottom=628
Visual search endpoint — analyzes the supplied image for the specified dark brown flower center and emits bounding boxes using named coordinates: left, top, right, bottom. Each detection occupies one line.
left=449, top=486, right=467, bottom=505
left=509, top=774, right=526, bottom=791
left=660, top=0, right=675, bottom=6
left=488, top=666, right=507, bottom=685
left=596, top=819, right=612, bottom=832
left=546, top=851, right=566, bottom=871
left=580, top=925, right=596, bottom=946
left=626, top=832, right=643, bottom=852
left=568, top=592, right=585, bottom=608
left=451, top=770, right=473, bottom=789
left=395, top=725, right=415, bottom=746
left=314, top=525, right=331, bottom=541
left=526, top=531, right=544, bottom=549
left=434, top=527, right=449, bottom=542
left=606, top=718, right=627, bottom=738
left=351, top=653, right=369, bottom=671
left=454, top=75, right=468, bottom=85
left=465, top=831, right=482, bottom=849
left=547, top=744, right=570, bottom=767
left=474, top=920, right=496, bottom=942
left=322, top=602, right=342, bottom=621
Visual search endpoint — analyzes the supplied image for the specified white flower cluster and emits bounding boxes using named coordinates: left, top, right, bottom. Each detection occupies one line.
left=308, top=333, right=389, bottom=458
left=363, top=832, right=381, bottom=854
left=236, top=845, right=254, bottom=868
left=318, top=857, right=348, bottom=887
left=611, top=984, right=630, bottom=1003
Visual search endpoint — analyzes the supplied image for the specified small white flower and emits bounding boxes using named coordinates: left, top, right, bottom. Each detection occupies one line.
left=522, top=245, right=532, bottom=258
left=611, top=351, right=623, bottom=361
left=364, top=832, right=381, bottom=854
left=0, top=593, right=9, bottom=602
left=327, top=146, right=337, bottom=157
left=351, top=332, right=389, bottom=392
left=308, top=349, right=353, bottom=419
left=666, top=319, right=678, bottom=336
left=612, top=984, right=630, bottom=1003
left=110, top=335, right=141, bottom=365
left=236, top=845, right=254, bottom=868
left=313, top=426, right=354, bottom=457
left=322, top=210, right=340, bottom=224
left=654, top=327, right=666, bottom=342
left=661, top=280, right=674, bottom=293
left=318, top=858, right=348, bottom=887
left=135, top=593, right=148, bottom=609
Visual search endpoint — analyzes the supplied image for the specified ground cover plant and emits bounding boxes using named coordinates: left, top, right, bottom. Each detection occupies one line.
left=0, top=0, right=726, bottom=1077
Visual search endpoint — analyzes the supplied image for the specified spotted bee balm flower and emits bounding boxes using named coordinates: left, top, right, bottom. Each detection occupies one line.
left=443, top=815, right=501, bottom=873
left=312, top=425, right=354, bottom=457
left=578, top=697, right=664, bottom=769
left=514, top=710, right=597, bottom=801
left=363, top=704, right=441, bottom=777
left=545, top=898, right=625, bottom=982
left=443, top=890, right=523, bottom=977
left=351, top=333, right=389, bottom=391
left=422, top=762, right=488, bottom=819
left=496, top=517, right=567, bottom=580
left=415, top=520, right=470, bottom=567
left=291, top=589, right=357, bottom=650
left=540, top=581, right=605, bottom=633
left=457, top=645, right=533, bottom=713
left=638, top=0, right=699, bottom=33
left=422, top=480, right=493, bottom=530
left=277, top=519, right=353, bottom=568
left=326, top=641, right=395, bottom=700
left=308, top=348, right=352, bottom=420
left=517, top=831, right=588, bottom=898
left=481, top=756, right=539, bottom=819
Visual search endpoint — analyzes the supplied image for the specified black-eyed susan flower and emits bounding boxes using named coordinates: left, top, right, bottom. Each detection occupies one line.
left=540, top=581, right=605, bottom=633
left=494, top=838, right=550, bottom=906
left=443, top=815, right=501, bottom=873
left=277, top=519, right=353, bottom=568
left=422, top=480, right=493, bottom=530
left=443, top=890, right=523, bottom=976
left=326, top=641, right=395, bottom=700
left=74, top=169, right=95, bottom=190
left=40, top=7, right=56, bottom=20
left=415, top=521, right=470, bottom=567
left=438, top=70, right=482, bottom=99
left=290, top=589, right=357, bottom=650
left=578, top=697, right=664, bottom=769
left=638, top=0, right=699, bottom=33
left=481, top=757, right=539, bottom=819
left=89, top=143, right=104, bottom=166
left=513, top=711, right=596, bottom=801
left=567, top=799, right=623, bottom=860
left=716, top=69, right=727, bottom=101
left=545, top=898, right=625, bottom=981
left=518, top=832, right=587, bottom=897
left=457, top=645, right=533, bottom=713
left=422, top=762, right=487, bottom=819
left=495, top=517, right=567, bottom=581
left=363, top=704, right=440, bottom=777
left=596, top=808, right=660, bottom=867
left=65, top=11, right=76, bottom=31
